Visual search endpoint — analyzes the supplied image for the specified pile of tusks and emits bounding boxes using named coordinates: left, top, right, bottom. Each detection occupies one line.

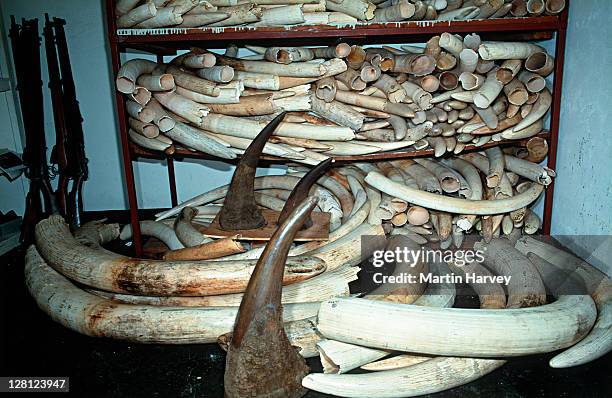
left=117, top=32, right=555, bottom=162
left=149, top=145, right=554, bottom=250
left=25, top=148, right=610, bottom=397
left=115, top=0, right=567, bottom=30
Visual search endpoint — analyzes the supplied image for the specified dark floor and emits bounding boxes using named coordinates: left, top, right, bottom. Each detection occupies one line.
left=1, top=214, right=611, bottom=397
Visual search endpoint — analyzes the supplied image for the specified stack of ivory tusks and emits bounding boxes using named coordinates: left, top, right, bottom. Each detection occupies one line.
left=115, top=0, right=567, bottom=30
left=116, top=32, right=554, bottom=162
left=26, top=216, right=610, bottom=396
left=151, top=146, right=555, bottom=251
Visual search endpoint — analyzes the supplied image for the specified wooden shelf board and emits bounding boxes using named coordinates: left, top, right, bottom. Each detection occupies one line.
left=113, top=16, right=561, bottom=51
left=130, top=132, right=550, bottom=163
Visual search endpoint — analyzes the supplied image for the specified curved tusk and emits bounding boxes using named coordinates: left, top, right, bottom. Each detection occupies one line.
left=119, top=220, right=184, bottom=251
left=35, top=216, right=325, bottom=297
left=116, top=59, right=158, bottom=94
left=25, top=246, right=318, bottom=344
left=174, top=207, right=212, bottom=247
left=365, top=171, right=545, bottom=215
left=515, top=237, right=612, bottom=368
left=475, top=238, right=547, bottom=308
left=163, top=235, right=246, bottom=261
left=512, top=88, right=552, bottom=132
left=303, top=357, right=503, bottom=398
left=91, top=265, right=359, bottom=308
left=478, top=41, right=545, bottom=61
left=316, top=293, right=596, bottom=357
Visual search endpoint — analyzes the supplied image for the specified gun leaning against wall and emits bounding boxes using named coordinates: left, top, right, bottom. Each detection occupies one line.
left=9, top=16, right=54, bottom=243
left=46, top=15, right=89, bottom=228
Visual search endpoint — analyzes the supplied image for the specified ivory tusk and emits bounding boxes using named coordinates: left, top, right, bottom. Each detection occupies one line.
left=503, top=154, right=555, bottom=186
left=93, top=265, right=359, bottom=308
left=545, top=0, right=566, bottom=15
left=201, top=113, right=355, bottom=141
left=175, top=83, right=242, bottom=104
left=255, top=4, right=305, bottom=26
left=117, top=2, right=157, bottom=28
left=116, top=59, right=158, bottom=94
left=212, top=51, right=326, bottom=78
left=176, top=12, right=231, bottom=27
left=439, top=32, right=464, bottom=58
left=35, top=216, right=326, bottom=297
left=437, top=6, right=480, bottom=20
left=515, top=237, right=612, bottom=368
left=476, top=238, right=547, bottom=308
left=326, top=0, right=376, bottom=20
left=144, top=98, right=176, bottom=131
left=153, top=91, right=210, bottom=125
left=174, top=207, right=212, bottom=247
left=129, top=117, right=159, bottom=138
left=359, top=354, right=432, bottom=372
left=525, top=51, right=555, bottom=77
left=315, top=293, right=595, bottom=357
left=336, top=68, right=367, bottom=91
left=373, top=0, right=415, bottom=22
left=209, top=3, right=262, bottom=26
left=510, top=0, right=528, bottom=16
left=315, top=76, right=337, bottom=103
left=120, top=220, right=184, bottom=250
left=512, top=88, right=551, bottom=132
left=518, top=70, right=546, bottom=93
left=196, top=65, right=234, bottom=83
left=364, top=171, right=546, bottom=215
left=500, top=117, right=544, bottom=140
left=459, top=72, right=485, bottom=91
left=311, top=95, right=365, bottom=131
left=312, top=43, right=352, bottom=59
left=166, top=65, right=219, bottom=96
left=115, top=0, right=140, bottom=16
left=477, top=0, right=504, bottom=18
left=393, top=54, right=436, bottom=76
left=134, top=7, right=183, bottom=28
left=527, top=0, right=545, bottom=15
left=525, top=136, right=549, bottom=163
left=264, top=47, right=314, bottom=65
left=335, top=90, right=414, bottom=118
left=484, top=146, right=506, bottom=188
left=165, top=121, right=237, bottom=159
left=478, top=41, right=545, bottom=60
left=128, top=129, right=172, bottom=152
left=373, top=74, right=407, bottom=103
left=25, top=247, right=319, bottom=344
left=474, top=69, right=504, bottom=109
left=163, top=235, right=246, bottom=261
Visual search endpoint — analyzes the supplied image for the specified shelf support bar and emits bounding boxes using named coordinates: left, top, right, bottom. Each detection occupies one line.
left=108, top=0, right=143, bottom=256
left=543, top=11, right=568, bottom=235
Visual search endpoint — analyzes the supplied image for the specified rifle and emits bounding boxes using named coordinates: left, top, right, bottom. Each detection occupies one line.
left=9, top=17, right=54, bottom=243
left=52, top=17, right=88, bottom=228
left=44, top=14, right=69, bottom=218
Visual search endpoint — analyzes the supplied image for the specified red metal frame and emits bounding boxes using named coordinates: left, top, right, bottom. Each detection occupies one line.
left=542, top=7, right=569, bottom=235
left=105, top=0, right=569, bottom=253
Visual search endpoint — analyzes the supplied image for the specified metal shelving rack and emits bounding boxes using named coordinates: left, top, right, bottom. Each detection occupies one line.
left=105, top=0, right=569, bottom=255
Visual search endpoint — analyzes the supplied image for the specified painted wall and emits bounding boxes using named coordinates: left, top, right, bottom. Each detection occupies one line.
left=549, top=0, right=612, bottom=276
left=0, top=2, right=610, bottom=261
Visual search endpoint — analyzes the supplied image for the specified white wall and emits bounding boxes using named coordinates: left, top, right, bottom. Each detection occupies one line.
left=549, top=0, right=612, bottom=276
